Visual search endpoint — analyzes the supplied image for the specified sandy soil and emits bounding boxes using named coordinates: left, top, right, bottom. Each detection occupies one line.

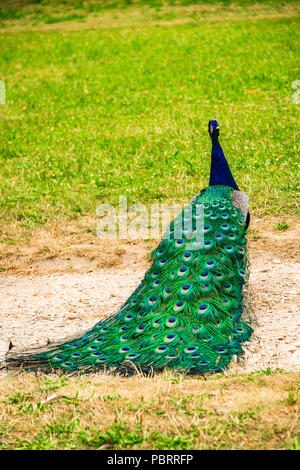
left=0, top=223, right=299, bottom=373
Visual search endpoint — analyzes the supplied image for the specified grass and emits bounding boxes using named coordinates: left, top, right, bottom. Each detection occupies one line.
left=0, top=368, right=299, bottom=450
left=0, top=1, right=299, bottom=245
left=0, top=2, right=299, bottom=451
left=274, top=221, right=289, bottom=231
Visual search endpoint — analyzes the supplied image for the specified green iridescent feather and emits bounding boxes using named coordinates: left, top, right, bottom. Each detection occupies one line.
left=5, top=185, right=252, bottom=374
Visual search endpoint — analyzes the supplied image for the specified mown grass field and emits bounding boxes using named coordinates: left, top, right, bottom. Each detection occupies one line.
left=0, top=0, right=299, bottom=246
left=0, top=0, right=299, bottom=451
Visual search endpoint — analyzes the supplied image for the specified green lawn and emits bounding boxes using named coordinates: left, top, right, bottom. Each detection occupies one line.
left=0, top=0, right=299, bottom=241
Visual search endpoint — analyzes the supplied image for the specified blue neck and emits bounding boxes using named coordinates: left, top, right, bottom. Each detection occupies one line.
left=209, top=139, right=239, bottom=190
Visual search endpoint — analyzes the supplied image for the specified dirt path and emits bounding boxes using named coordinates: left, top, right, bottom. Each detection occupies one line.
left=0, top=255, right=299, bottom=373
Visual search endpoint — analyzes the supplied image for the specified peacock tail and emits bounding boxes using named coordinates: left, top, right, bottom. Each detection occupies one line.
left=5, top=184, right=252, bottom=375
left=4, top=120, right=252, bottom=375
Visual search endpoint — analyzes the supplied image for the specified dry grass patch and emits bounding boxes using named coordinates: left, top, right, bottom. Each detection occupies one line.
left=0, top=369, right=299, bottom=449
left=0, top=217, right=156, bottom=274
left=0, top=216, right=299, bottom=274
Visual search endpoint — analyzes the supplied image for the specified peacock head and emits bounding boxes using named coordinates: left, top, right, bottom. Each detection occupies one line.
left=208, top=118, right=219, bottom=143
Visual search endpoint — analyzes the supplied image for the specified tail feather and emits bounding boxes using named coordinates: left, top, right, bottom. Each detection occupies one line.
left=4, top=185, right=252, bottom=375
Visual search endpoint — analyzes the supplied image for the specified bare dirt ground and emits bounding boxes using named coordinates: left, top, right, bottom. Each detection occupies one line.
left=0, top=217, right=299, bottom=373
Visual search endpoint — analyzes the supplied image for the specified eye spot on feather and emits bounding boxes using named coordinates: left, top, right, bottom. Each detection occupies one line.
left=163, top=288, right=172, bottom=298
left=192, top=324, right=203, bottom=333
left=166, top=354, right=177, bottom=359
left=136, top=325, right=146, bottom=333
left=90, top=352, right=102, bottom=357
left=194, top=209, right=203, bottom=219
left=205, top=259, right=216, bottom=269
left=184, top=346, right=198, bottom=354
left=164, top=334, right=176, bottom=343
left=200, top=282, right=211, bottom=292
left=53, top=355, right=65, bottom=361
left=202, top=337, right=212, bottom=343
left=214, top=272, right=223, bottom=278
left=156, top=346, right=168, bottom=353
left=126, top=353, right=137, bottom=359
left=119, top=347, right=131, bottom=353
left=94, top=338, right=104, bottom=343
left=173, top=301, right=185, bottom=312
left=159, top=258, right=167, bottom=266
left=178, top=266, right=188, bottom=276
left=125, top=314, right=134, bottom=321
left=166, top=317, right=178, bottom=327
left=200, top=271, right=209, bottom=280
left=198, top=303, right=208, bottom=313
left=236, top=327, right=244, bottom=333
left=153, top=318, right=162, bottom=327
left=217, top=348, right=226, bottom=354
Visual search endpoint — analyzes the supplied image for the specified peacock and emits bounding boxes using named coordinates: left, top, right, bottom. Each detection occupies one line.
left=4, top=119, right=252, bottom=375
